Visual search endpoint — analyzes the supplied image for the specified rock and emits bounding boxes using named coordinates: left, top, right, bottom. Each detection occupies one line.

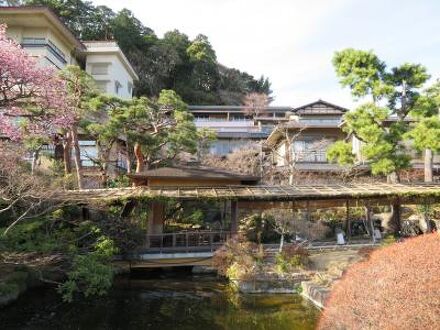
left=301, top=281, right=330, bottom=309
left=231, top=273, right=311, bottom=294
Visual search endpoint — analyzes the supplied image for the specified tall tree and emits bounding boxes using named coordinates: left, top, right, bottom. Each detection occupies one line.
left=59, top=65, right=98, bottom=189
left=328, top=49, right=430, bottom=182
left=82, top=95, right=130, bottom=186
left=242, top=92, right=270, bottom=119
left=100, top=90, right=198, bottom=174
left=405, top=81, right=440, bottom=182
left=0, top=24, right=71, bottom=144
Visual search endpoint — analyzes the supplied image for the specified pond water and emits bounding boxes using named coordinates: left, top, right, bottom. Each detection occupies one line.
left=0, top=269, right=320, bottom=330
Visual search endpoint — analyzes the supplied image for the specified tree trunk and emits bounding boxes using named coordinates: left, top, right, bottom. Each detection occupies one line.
left=63, top=132, right=72, bottom=174
left=424, top=148, right=433, bottom=183
left=98, top=143, right=111, bottom=188
left=126, top=156, right=132, bottom=174
left=387, top=171, right=399, bottom=184
left=390, top=202, right=401, bottom=234
left=71, top=127, right=84, bottom=190
left=423, top=212, right=432, bottom=233
left=134, top=142, right=144, bottom=173
left=279, top=233, right=284, bottom=253
left=31, top=147, right=41, bottom=176
left=125, top=140, right=132, bottom=174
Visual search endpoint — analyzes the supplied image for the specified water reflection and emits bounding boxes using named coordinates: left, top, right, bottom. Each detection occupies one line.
left=1, top=270, right=319, bottom=330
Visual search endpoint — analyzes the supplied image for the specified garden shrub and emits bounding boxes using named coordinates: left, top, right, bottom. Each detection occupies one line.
left=59, top=236, right=118, bottom=302
left=240, top=214, right=280, bottom=244
left=318, top=233, right=440, bottom=329
left=275, top=244, right=310, bottom=273
left=212, top=237, right=263, bottom=280
left=0, top=219, right=67, bottom=253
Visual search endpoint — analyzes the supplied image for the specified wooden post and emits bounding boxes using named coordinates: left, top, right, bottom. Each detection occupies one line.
left=365, top=206, right=375, bottom=243
left=345, top=200, right=351, bottom=241
left=172, top=233, right=177, bottom=248
left=148, top=201, right=165, bottom=235
left=231, top=200, right=238, bottom=236
left=391, top=200, right=401, bottom=234
left=209, top=233, right=214, bottom=251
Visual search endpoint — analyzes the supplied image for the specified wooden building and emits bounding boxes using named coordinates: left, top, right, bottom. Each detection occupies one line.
left=127, top=166, right=260, bottom=235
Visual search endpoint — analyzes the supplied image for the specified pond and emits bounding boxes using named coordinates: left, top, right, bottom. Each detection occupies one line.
left=0, top=269, right=320, bottom=330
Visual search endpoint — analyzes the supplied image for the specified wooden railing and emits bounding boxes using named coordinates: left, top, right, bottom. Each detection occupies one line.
left=145, top=231, right=232, bottom=253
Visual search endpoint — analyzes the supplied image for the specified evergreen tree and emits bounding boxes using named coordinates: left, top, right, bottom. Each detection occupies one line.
left=328, top=49, right=430, bottom=182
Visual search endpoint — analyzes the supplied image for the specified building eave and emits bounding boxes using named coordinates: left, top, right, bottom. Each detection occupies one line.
left=0, top=6, right=85, bottom=51
left=82, top=42, right=139, bottom=81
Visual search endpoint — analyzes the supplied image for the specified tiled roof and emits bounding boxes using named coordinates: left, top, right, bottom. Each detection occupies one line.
left=294, top=100, right=349, bottom=114
left=58, top=183, right=440, bottom=206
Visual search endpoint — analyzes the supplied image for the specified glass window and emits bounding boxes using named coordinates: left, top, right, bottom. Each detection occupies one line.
left=22, top=37, right=46, bottom=44
left=74, top=140, right=97, bottom=167
left=47, top=40, right=66, bottom=60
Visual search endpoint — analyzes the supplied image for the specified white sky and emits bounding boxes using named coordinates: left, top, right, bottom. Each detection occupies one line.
left=92, top=0, right=440, bottom=108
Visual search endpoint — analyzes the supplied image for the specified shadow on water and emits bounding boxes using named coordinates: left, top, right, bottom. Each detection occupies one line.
left=0, top=267, right=320, bottom=330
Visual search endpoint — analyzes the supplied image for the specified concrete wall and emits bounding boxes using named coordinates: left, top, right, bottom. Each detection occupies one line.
left=6, top=26, right=78, bottom=70
left=85, top=53, right=134, bottom=99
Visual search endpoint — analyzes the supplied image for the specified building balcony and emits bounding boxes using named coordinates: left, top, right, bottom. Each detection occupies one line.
left=195, top=120, right=255, bottom=128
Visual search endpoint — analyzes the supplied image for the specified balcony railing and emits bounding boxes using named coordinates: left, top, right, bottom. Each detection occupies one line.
left=145, top=231, right=232, bottom=253
left=295, top=151, right=328, bottom=163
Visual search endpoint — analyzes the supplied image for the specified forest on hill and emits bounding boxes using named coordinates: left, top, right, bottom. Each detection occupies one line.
left=0, top=0, right=273, bottom=104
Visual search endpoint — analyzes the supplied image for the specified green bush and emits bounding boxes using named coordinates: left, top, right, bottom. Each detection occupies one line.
left=0, top=219, right=62, bottom=253
left=240, top=214, right=280, bottom=244
left=59, top=236, right=118, bottom=302
left=184, top=209, right=204, bottom=226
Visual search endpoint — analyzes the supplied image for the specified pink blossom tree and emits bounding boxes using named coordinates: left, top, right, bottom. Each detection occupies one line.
left=0, top=24, right=72, bottom=141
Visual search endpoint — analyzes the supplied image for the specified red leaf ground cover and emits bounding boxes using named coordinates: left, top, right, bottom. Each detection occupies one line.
left=318, top=233, right=440, bottom=330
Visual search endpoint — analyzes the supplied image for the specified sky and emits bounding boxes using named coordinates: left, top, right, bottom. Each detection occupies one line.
left=91, top=0, right=440, bottom=108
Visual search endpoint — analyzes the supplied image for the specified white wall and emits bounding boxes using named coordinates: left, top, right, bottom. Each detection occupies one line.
left=6, top=26, right=77, bottom=70
left=85, top=53, right=134, bottom=99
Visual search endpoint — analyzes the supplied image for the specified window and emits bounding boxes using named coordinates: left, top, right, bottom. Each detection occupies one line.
left=293, top=139, right=330, bottom=163
left=114, top=80, right=122, bottom=95
left=209, top=140, right=255, bottom=155
left=22, top=37, right=46, bottom=45
left=76, top=140, right=97, bottom=167
left=231, top=115, right=245, bottom=121
left=91, top=63, right=109, bottom=75
left=47, top=40, right=66, bottom=61
left=127, top=82, right=133, bottom=95
left=195, top=114, right=209, bottom=121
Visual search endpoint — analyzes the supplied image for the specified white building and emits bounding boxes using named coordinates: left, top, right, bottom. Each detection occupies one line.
left=0, top=6, right=84, bottom=69
left=0, top=7, right=138, bottom=99
left=0, top=6, right=138, bottom=178
left=83, top=41, right=138, bottom=100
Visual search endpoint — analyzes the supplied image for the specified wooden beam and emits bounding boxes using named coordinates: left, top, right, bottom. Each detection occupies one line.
left=345, top=200, right=351, bottom=240
left=391, top=200, right=402, bottom=234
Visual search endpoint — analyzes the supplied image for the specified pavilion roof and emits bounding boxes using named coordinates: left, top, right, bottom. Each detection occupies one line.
left=128, top=166, right=259, bottom=181
left=59, top=183, right=440, bottom=206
